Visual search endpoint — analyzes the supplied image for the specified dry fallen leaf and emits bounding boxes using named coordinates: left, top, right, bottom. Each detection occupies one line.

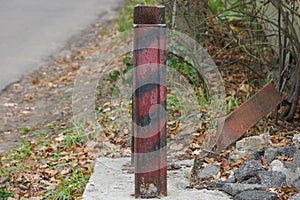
left=61, top=168, right=72, bottom=175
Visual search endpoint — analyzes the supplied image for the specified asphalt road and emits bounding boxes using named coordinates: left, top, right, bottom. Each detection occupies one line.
left=0, top=0, right=125, bottom=91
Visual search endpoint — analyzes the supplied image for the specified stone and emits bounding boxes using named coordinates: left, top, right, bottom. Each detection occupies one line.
left=293, top=134, right=300, bottom=149
left=229, top=150, right=250, bottom=163
left=257, top=171, right=286, bottom=188
left=283, top=162, right=298, bottom=172
left=215, top=180, right=227, bottom=188
left=234, top=160, right=264, bottom=182
left=264, top=146, right=295, bottom=163
left=229, top=133, right=270, bottom=162
left=236, top=133, right=270, bottom=152
left=242, top=177, right=259, bottom=184
left=277, top=146, right=295, bottom=158
left=264, top=147, right=277, bottom=163
left=233, top=190, right=277, bottom=200
left=227, top=171, right=236, bottom=183
left=249, top=151, right=264, bottom=160
left=59, top=50, right=72, bottom=61
left=140, top=183, right=158, bottom=198
left=215, top=179, right=236, bottom=188
left=292, top=177, right=300, bottom=191
left=270, top=159, right=300, bottom=187
left=197, top=164, right=220, bottom=179
left=288, top=192, right=300, bottom=200
left=270, top=159, right=285, bottom=172
left=216, top=171, right=236, bottom=188
left=221, top=183, right=266, bottom=196
left=293, top=149, right=300, bottom=167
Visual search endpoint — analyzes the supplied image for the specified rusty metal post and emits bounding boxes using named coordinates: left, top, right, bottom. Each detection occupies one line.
left=132, top=5, right=167, bottom=198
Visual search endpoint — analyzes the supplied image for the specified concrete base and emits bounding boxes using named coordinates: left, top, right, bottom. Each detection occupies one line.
left=83, top=157, right=232, bottom=200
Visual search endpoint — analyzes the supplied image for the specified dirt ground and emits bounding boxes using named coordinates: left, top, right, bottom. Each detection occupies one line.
left=0, top=17, right=122, bottom=153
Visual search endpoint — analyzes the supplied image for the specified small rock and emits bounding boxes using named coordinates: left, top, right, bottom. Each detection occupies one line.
left=216, top=172, right=236, bottom=188
left=236, top=133, right=270, bottom=152
left=257, top=171, right=286, bottom=188
left=293, top=150, right=300, bottom=167
left=277, top=146, right=295, bottom=158
left=242, top=177, right=259, bottom=184
left=229, top=150, right=250, bottom=163
left=293, top=134, right=300, bottom=149
left=59, top=50, right=72, bottom=61
left=234, top=160, right=264, bottom=182
left=227, top=171, right=236, bottom=183
left=289, top=192, right=300, bottom=200
left=264, top=146, right=295, bottom=163
left=197, top=164, right=220, bottom=179
left=140, top=183, right=158, bottom=198
left=292, top=177, right=300, bottom=191
left=283, top=162, right=298, bottom=172
left=221, top=183, right=266, bottom=196
left=270, top=159, right=300, bottom=187
left=264, top=147, right=277, bottom=163
left=269, top=159, right=285, bottom=172
left=230, top=133, right=270, bottom=162
left=215, top=180, right=227, bottom=188
left=249, top=151, right=264, bottom=160
left=216, top=180, right=237, bottom=188
left=234, top=190, right=277, bottom=200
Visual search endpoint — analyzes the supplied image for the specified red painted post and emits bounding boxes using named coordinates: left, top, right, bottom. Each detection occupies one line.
left=132, top=5, right=167, bottom=198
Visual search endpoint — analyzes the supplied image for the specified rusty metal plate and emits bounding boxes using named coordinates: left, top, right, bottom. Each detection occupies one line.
left=216, top=83, right=282, bottom=150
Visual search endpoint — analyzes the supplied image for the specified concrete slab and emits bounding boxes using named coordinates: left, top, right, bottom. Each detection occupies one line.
left=83, top=157, right=232, bottom=200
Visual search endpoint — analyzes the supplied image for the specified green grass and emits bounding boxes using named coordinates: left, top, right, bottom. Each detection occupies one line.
left=0, top=125, right=93, bottom=199
left=20, top=127, right=31, bottom=134
left=0, top=141, right=35, bottom=199
left=1, top=140, right=32, bottom=164
left=0, top=188, right=12, bottom=200
left=46, top=167, right=91, bottom=200
left=227, top=95, right=239, bottom=114
left=63, top=128, right=88, bottom=149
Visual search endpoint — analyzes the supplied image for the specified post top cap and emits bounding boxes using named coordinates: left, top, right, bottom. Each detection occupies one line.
left=134, top=5, right=165, bottom=24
